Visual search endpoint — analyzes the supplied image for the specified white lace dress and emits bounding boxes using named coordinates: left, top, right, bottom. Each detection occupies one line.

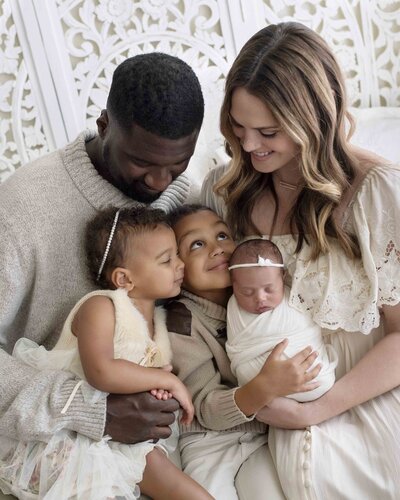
left=0, top=289, right=177, bottom=500
left=202, top=164, right=400, bottom=499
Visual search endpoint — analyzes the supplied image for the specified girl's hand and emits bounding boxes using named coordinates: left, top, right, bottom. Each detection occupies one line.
left=169, top=377, right=194, bottom=425
left=160, top=364, right=173, bottom=372
left=150, top=388, right=173, bottom=400
left=257, top=339, right=321, bottom=400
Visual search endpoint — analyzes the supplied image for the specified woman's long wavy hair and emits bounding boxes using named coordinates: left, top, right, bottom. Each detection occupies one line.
left=216, top=22, right=360, bottom=259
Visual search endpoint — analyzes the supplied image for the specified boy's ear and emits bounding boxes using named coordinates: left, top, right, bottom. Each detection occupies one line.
left=111, top=267, right=134, bottom=291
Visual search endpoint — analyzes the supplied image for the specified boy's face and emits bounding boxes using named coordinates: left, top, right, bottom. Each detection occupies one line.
left=173, top=210, right=236, bottom=300
left=231, top=266, right=285, bottom=314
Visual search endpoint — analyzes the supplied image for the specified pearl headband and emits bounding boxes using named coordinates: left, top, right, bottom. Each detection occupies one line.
left=228, top=255, right=285, bottom=271
left=96, top=209, right=121, bottom=281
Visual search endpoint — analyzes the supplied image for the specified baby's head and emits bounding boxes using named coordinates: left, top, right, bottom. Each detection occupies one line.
left=229, top=239, right=285, bottom=314
left=169, top=204, right=236, bottom=304
left=86, top=206, right=184, bottom=300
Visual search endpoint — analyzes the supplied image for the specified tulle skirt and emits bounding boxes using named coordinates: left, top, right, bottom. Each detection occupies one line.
left=0, top=338, right=178, bottom=499
left=0, top=428, right=177, bottom=500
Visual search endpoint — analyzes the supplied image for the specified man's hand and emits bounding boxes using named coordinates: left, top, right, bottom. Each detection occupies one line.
left=105, top=392, right=179, bottom=444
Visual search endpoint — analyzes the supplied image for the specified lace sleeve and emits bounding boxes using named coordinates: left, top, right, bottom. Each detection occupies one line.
left=352, top=165, right=400, bottom=307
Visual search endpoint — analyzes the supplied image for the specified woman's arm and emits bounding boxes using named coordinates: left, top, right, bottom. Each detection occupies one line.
left=74, top=296, right=193, bottom=423
left=257, top=303, right=400, bottom=428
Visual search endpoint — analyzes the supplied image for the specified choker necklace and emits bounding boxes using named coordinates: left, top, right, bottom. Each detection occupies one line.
left=279, top=180, right=302, bottom=190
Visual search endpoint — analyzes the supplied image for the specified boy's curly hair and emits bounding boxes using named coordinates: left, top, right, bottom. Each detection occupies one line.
left=167, top=203, right=213, bottom=228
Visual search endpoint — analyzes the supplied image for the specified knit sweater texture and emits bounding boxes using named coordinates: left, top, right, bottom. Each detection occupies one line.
left=167, top=290, right=266, bottom=435
left=0, top=130, right=195, bottom=443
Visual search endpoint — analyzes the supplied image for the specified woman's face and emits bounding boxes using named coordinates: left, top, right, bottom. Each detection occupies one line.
left=230, top=88, right=300, bottom=180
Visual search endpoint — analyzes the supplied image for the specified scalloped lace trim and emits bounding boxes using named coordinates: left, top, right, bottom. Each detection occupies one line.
left=269, top=236, right=399, bottom=335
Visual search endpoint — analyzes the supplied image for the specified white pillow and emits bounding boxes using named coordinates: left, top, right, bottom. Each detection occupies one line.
left=350, top=107, right=400, bottom=163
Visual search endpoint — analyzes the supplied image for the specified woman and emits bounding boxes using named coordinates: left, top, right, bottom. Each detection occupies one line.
left=201, top=21, right=400, bottom=499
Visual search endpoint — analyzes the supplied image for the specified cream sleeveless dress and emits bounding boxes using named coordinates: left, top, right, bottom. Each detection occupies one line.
left=202, top=164, right=400, bottom=499
left=0, top=288, right=175, bottom=500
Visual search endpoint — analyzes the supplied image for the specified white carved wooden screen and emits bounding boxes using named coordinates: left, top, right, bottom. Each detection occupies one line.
left=1, top=0, right=399, bottom=184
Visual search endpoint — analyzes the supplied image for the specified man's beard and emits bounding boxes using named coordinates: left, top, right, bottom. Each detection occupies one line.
left=103, top=147, right=162, bottom=203
left=121, top=183, right=162, bottom=203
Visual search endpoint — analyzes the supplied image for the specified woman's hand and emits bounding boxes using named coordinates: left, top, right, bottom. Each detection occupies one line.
left=256, top=397, right=316, bottom=429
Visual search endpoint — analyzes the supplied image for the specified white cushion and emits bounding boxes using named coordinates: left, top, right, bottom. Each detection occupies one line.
left=350, top=107, right=400, bottom=163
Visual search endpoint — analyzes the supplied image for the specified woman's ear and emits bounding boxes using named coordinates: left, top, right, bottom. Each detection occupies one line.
left=111, top=267, right=134, bottom=291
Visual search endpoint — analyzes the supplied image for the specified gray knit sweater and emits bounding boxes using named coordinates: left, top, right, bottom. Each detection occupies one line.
left=167, top=290, right=266, bottom=435
left=0, top=130, right=196, bottom=443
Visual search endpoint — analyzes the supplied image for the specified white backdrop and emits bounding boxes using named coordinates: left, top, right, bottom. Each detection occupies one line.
left=0, top=0, right=399, bottom=185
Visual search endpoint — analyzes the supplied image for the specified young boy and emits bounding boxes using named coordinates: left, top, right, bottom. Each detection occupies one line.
left=166, top=205, right=321, bottom=500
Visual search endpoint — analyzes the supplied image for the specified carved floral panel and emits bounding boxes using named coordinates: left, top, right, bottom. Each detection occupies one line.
left=56, top=0, right=230, bottom=184
left=0, top=0, right=50, bottom=183
left=259, top=0, right=400, bottom=107
left=1, top=0, right=399, bottom=182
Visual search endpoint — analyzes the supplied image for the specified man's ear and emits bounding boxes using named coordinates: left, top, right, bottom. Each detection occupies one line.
left=97, top=109, right=109, bottom=139
left=111, top=267, right=134, bottom=291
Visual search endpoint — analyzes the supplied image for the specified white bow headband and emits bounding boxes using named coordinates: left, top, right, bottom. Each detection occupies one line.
left=228, top=255, right=284, bottom=271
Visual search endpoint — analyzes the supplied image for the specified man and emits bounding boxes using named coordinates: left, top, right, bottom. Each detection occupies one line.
left=0, top=53, right=204, bottom=449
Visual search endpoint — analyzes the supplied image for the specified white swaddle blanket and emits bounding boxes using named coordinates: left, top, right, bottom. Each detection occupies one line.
left=227, top=287, right=337, bottom=402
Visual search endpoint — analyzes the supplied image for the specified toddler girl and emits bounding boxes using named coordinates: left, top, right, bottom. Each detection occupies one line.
left=0, top=206, right=212, bottom=500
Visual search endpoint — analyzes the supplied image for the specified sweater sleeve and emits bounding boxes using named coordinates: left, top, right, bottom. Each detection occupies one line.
left=167, top=303, right=254, bottom=431
left=199, top=163, right=229, bottom=219
left=0, top=216, right=107, bottom=442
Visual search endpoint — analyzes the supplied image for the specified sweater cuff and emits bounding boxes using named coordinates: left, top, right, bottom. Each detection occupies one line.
left=53, top=379, right=107, bottom=441
left=217, top=388, right=255, bottom=427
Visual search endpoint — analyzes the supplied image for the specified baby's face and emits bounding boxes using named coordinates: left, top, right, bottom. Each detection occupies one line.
left=123, top=225, right=184, bottom=300
left=231, top=266, right=285, bottom=314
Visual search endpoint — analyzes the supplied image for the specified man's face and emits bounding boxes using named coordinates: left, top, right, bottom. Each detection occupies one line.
left=97, top=111, right=199, bottom=203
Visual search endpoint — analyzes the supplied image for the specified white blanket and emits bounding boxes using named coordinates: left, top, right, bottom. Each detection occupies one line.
left=227, top=287, right=337, bottom=402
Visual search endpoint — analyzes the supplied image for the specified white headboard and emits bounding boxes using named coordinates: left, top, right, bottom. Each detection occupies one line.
left=1, top=0, right=399, bottom=184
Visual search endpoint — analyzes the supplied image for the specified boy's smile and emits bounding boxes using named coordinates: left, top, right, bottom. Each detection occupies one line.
left=173, top=210, right=236, bottom=304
